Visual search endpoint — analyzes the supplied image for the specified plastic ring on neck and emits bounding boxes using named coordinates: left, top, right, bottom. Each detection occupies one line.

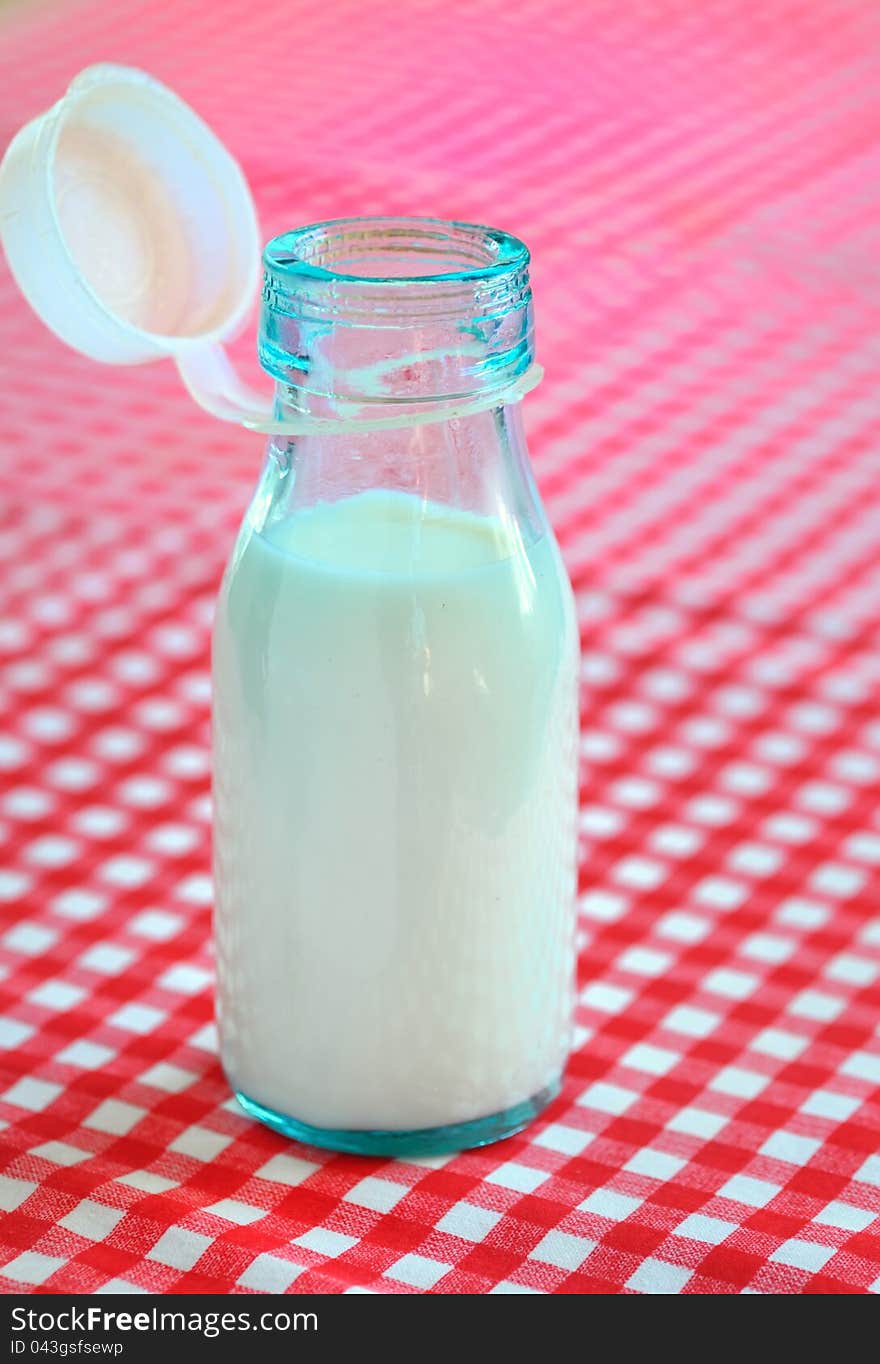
left=242, top=362, right=544, bottom=437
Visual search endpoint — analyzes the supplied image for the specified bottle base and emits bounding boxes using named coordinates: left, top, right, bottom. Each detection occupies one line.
left=234, top=1079, right=561, bottom=1157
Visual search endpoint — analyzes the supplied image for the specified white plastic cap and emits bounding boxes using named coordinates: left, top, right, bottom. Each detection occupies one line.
left=0, top=63, right=270, bottom=422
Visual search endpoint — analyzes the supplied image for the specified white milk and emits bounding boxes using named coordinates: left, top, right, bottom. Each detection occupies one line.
left=213, top=488, right=579, bottom=1133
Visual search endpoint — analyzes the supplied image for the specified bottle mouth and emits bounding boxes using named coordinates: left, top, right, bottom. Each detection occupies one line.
left=259, top=217, right=535, bottom=407
left=263, top=216, right=529, bottom=286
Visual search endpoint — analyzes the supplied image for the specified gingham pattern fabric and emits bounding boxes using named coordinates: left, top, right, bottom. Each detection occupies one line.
left=1, top=0, right=879, bottom=1296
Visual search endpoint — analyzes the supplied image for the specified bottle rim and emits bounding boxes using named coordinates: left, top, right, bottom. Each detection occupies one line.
left=263, top=216, right=529, bottom=287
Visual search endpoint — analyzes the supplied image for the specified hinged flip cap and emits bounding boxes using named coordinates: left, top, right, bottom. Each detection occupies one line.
left=0, top=64, right=541, bottom=432
left=0, top=63, right=270, bottom=423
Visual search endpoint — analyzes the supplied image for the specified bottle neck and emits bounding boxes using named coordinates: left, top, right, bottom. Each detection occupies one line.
left=259, top=217, right=535, bottom=425
left=264, top=315, right=534, bottom=430
left=264, top=389, right=546, bottom=544
left=254, top=219, right=544, bottom=537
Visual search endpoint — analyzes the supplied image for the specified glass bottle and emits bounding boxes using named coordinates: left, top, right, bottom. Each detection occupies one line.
left=212, top=217, right=580, bottom=1156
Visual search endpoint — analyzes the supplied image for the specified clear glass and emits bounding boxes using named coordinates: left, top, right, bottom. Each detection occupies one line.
left=212, top=218, right=580, bottom=1155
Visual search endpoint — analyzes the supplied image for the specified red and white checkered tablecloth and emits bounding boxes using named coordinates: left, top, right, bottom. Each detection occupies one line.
left=0, top=0, right=879, bottom=1296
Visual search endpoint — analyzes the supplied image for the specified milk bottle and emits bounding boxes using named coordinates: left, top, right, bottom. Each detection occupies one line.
left=213, top=220, right=580, bottom=1154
